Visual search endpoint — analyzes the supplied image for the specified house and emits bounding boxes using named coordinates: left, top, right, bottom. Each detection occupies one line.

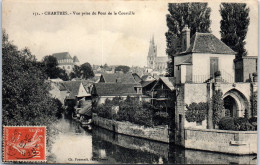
left=150, top=77, right=176, bottom=112
left=171, top=25, right=258, bottom=146
left=62, top=80, right=92, bottom=105
left=141, top=80, right=157, bottom=96
left=174, top=25, right=236, bottom=84
left=91, top=83, right=149, bottom=105
left=48, top=81, right=69, bottom=105
left=52, top=52, right=80, bottom=73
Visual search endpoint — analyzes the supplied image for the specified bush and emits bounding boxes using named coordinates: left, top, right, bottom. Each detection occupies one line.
left=153, top=111, right=169, bottom=126
left=218, top=117, right=256, bottom=131
left=234, top=117, right=255, bottom=131
left=249, top=117, right=257, bottom=130
left=133, top=109, right=153, bottom=127
left=185, top=102, right=207, bottom=123
left=218, top=117, right=236, bottom=130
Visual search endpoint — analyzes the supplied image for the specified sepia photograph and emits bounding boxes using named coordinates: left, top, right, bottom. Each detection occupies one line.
left=1, top=0, right=258, bottom=164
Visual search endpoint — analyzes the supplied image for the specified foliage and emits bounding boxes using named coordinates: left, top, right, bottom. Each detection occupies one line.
left=95, top=96, right=162, bottom=127
left=212, top=90, right=224, bottom=125
left=218, top=117, right=236, bottom=130
left=2, top=31, right=61, bottom=126
left=69, top=65, right=81, bottom=79
left=166, top=3, right=211, bottom=76
left=153, top=111, right=169, bottom=126
left=249, top=117, right=257, bottom=130
left=115, top=65, right=130, bottom=74
left=185, top=102, right=208, bottom=123
left=220, top=3, right=250, bottom=59
left=80, top=62, right=95, bottom=79
left=42, top=55, right=69, bottom=81
left=250, top=91, right=257, bottom=117
left=218, top=117, right=256, bottom=131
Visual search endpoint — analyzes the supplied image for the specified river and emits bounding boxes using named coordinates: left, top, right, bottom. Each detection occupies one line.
left=50, top=116, right=257, bottom=164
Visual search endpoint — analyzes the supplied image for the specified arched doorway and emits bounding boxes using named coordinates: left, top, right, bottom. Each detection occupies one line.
left=224, top=96, right=238, bottom=117
left=223, top=89, right=249, bottom=118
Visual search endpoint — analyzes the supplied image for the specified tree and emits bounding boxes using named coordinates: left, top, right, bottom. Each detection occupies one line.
left=212, top=90, right=224, bottom=126
left=220, top=3, right=250, bottom=59
left=80, top=62, right=95, bottom=79
left=115, top=65, right=130, bottom=73
left=69, top=65, right=81, bottom=79
left=166, top=3, right=211, bottom=76
left=42, top=55, right=69, bottom=80
left=2, top=31, right=61, bottom=126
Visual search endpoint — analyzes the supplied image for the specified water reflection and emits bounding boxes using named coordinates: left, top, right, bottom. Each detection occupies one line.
left=51, top=117, right=257, bottom=164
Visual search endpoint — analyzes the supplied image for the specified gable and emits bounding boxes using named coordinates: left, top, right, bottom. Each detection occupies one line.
left=77, top=83, right=91, bottom=97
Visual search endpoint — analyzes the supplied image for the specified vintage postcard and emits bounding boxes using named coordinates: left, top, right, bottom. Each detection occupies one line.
left=2, top=0, right=258, bottom=164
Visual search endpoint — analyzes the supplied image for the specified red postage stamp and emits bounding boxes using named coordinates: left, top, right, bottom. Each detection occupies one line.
left=3, top=126, right=46, bottom=162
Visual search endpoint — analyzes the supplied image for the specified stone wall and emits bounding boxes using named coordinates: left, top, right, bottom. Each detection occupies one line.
left=93, top=114, right=169, bottom=143
left=185, top=127, right=257, bottom=155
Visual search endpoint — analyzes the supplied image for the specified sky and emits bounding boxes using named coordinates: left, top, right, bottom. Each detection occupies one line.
left=2, top=0, right=258, bottom=67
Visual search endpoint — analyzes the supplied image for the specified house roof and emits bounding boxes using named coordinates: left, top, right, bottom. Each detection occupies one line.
left=141, top=74, right=156, bottom=81
left=141, top=80, right=156, bottom=88
left=151, top=77, right=176, bottom=91
left=132, top=73, right=142, bottom=83
left=100, top=73, right=137, bottom=84
left=93, top=83, right=139, bottom=96
left=160, top=77, right=176, bottom=90
left=62, top=80, right=92, bottom=99
left=73, top=56, right=80, bottom=62
left=180, top=33, right=236, bottom=55
left=52, top=52, right=73, bottom=60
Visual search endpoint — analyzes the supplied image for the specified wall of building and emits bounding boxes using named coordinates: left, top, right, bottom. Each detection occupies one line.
left=192, top=53, right=235, bottom=82
left=243, top=58, right=258, bottom=82
left=174, top=54, right=191, bottom=83
left=185, top=127, right=257, bottom=155
left=58, top=64, right=74, bottom=73
left=93, top=114, right=169, bottom=143
left=183, top=83, right=208, bottom=129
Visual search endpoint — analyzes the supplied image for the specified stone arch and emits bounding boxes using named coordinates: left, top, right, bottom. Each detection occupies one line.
left=223, top=89, right=249, bottom=117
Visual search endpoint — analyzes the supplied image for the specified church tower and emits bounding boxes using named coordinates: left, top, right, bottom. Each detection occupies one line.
left=147, top=36, right=157, bottom=69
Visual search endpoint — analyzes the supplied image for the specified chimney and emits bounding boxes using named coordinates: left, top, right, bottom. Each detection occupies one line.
left=181, top=25, right=190, bottom=52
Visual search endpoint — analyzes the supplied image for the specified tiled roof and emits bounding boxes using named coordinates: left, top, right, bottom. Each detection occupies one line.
left=62, top=80, right=92, bottom=99
left=100, top=73, right=137, bottom=84
left=132, top=73, right=142, bottom=83
left=62, top=81, right=81, bottom=99
left=160, top=77, right=176, bottom=90
left=93, top=83, right=139, bottom=96
left=181, top=33, right=236, bottom=55
left=141, top=80, right=156, bottom=87
left=52, top=52, right=73, bottom=60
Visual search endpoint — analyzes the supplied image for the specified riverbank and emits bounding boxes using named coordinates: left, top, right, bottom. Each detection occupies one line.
left=93, top=113, right=257, bottom=155
left=92, top=113, right=169, bottom=143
